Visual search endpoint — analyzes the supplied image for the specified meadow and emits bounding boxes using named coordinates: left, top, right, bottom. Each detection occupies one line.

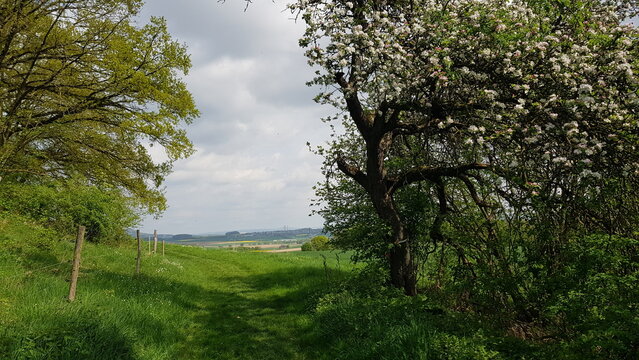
left=2, top=217, right=634, bottom=359
left=0, top=234, right=353, bottom=360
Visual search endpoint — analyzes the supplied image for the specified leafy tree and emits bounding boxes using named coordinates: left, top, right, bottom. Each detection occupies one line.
left=301, top=235, right=332, bottom=251
left=292, top=0, right=639, bottom=295
left=0, top=0, right=198, bottom=213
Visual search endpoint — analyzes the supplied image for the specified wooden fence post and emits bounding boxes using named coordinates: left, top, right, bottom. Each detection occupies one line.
left=135, top=230, right=142, bottom=275
left=153, top=230, right=158, bottom=254
left=162, top=238, right=165, bottom=256
left=68, top=225, right=86, bottom=302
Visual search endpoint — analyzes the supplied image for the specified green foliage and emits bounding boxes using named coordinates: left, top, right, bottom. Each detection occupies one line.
left=314, top=176, right=391, bottom=261
left=309, top=267, right=507, bottom=360
left=421, top=230, right=639, bottom=358
left=544, top=235, right=639, bottom=359
left=0, top=212, right=60, bottom=255
left=314, top=187, right=639, bottom=358
left=0, top=179, right=140, bottom=243
left=0, top=0, right=198, bottom=213
left=301, top=235, right=333, bottom=251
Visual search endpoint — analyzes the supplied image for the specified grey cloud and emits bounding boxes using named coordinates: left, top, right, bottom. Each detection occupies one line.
left=141, top=1, right=302, bottom=60
left=138, top=0, right=333, bottom=234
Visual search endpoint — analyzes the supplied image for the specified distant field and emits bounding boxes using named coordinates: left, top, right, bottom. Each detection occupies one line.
left=170, top=238, right=306, bottom=252
left=0, top=240, right=354, bottom=359
left=158, top=228, right=325, bottom=245
left=262, top=247, right=302, bottom=253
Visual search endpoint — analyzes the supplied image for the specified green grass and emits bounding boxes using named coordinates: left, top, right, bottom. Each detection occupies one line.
left=4, top=215, right=627, bottom=359
left=0, top=227, right=354, bottom=360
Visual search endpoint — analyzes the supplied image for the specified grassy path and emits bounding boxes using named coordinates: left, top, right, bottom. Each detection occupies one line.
left=0, top=242, right=351, bottom=359
left=172, top=249, right=336, bottom=359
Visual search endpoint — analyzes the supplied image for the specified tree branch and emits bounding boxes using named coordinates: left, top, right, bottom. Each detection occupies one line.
left=458, top=175, right=494, bottom=208
left=335, top=71, right=372, bottom=136
left=336, top=155, right=369, bottom=191
left=393, top=162, right=490, bottom=190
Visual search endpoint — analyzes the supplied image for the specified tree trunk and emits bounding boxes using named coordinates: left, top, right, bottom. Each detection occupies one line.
left=389, top=235, right=417, bottom=296
left=374, top=192, right=417, bottom=296
left=333, top=82, right=419, bottom=295
left=367, top=147, right=418, bottom=295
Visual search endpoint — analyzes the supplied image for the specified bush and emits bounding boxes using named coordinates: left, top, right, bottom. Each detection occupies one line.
left=0, top=212, right=60, bottom=255
left=428, top=232, right=639, bottom=359
left=301, top=235, right=332, bottom=251
left=308, top=266, right=507, bottom=359
left=0, top=179, right=140, bottom=244
left=542, top=235, right=639, bottom=359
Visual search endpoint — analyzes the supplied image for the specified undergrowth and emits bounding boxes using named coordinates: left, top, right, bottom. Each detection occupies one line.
left=305, top=265, right=515, bottom=360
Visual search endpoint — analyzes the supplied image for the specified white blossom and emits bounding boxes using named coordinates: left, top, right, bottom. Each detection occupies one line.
left=579, top=84, right=593, bottom=93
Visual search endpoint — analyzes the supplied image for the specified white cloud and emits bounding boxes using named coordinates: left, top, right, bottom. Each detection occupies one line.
left=187, top=58, right=258, bottom=110
left=137, top=0, right=334, bottom=234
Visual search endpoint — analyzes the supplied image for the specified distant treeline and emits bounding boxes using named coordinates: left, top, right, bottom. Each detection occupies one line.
left=130, top=228, right=325, bottom=243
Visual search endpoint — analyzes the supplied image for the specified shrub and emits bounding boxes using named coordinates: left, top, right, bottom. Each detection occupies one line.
left=0, top=212, right=60, bottom=255
left=301, top=235, right=332, bottom=251
left=0, top=179, right=140, bottom=244
left=309, top=266, right=506, bottom=359
left=543, top=235, right=639, bottom=359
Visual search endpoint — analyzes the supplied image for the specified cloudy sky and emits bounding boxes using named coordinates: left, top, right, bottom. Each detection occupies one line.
left=138, top=1, right=333, bottom=234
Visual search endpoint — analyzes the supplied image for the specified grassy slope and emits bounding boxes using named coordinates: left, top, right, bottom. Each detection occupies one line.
left=0, top=232, right=352, bottom=360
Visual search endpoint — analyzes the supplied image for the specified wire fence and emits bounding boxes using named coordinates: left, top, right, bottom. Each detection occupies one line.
left=2, top=253, right=120, bottom=280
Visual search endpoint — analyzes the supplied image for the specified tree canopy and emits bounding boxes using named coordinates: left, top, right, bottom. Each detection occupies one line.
left=0, top=0, right=198, bottom=213
left=293, top=0, right=639, bottom=295
left=301, top=235, right=332, bottom=251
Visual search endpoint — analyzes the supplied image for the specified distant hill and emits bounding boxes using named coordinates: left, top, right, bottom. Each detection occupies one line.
left=126, top=230, right=173, bottom=240
left=128, top=228, right=325, bottom=243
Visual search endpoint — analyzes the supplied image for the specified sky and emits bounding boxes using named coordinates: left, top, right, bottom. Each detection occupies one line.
left=137, top=0, right=334, bottom=234
left=134, top=3, right=637, bottom=236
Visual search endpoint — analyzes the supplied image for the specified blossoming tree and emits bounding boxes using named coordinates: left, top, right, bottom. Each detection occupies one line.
left=291, top=0, right=639, bottom=295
